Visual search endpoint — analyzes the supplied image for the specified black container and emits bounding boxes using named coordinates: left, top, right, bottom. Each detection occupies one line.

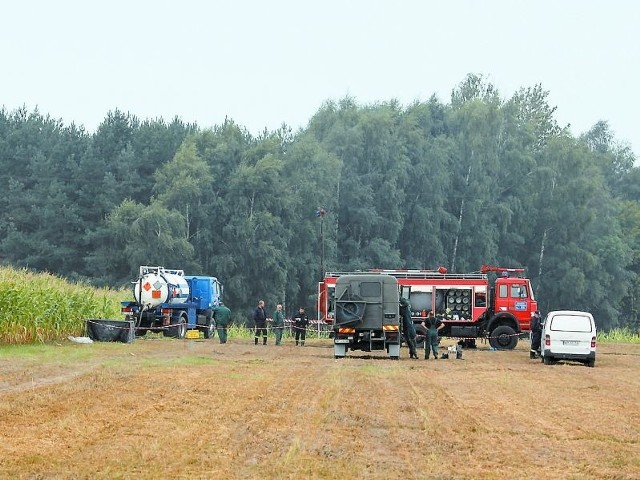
left=86, top=319, right=135, bottom=343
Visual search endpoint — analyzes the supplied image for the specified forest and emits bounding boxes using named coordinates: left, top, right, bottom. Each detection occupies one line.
left=1, top=74, right=639, bottom=330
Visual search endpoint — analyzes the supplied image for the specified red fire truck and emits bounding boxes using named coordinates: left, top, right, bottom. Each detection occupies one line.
left=318, top=266, right=538, bottom=350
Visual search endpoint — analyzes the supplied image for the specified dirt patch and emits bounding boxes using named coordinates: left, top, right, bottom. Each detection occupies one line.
left=0, top=338, right=638, bottom=479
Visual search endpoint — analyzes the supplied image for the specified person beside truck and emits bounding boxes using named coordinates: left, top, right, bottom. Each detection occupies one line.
left=213, top=302, right=232, bottom=344
left=400, top=297, right=419, bottom=359
left=423, top=311, right=444, bottom=360
left=529, top=310, right=543, bottom=358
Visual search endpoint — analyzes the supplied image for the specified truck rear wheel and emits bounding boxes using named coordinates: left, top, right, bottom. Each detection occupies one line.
left=164, top=314, right=187, bottom=339
left=203, top=314, right=215, bottom=339
left=489, top=325, right=518, bottom=350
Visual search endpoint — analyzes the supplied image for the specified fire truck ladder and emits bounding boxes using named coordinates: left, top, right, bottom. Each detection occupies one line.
left=325, top=270, right=487, bottom=280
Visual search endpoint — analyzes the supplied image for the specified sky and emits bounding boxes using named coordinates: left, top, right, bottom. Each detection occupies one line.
left=2, top=0, right=639, bottom=157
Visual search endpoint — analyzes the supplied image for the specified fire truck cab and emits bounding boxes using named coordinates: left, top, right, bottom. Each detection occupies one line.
left=318, top=266, right=537, bottom=350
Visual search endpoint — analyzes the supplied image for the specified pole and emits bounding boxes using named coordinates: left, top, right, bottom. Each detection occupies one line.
left=316, top=207, right=327, bottom=336
left=320, top=215, right=324, bottom=280
left=317, top=207, right=326, bottom=281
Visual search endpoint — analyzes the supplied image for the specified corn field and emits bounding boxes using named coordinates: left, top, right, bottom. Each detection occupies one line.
left=0, top=267, right=123, bottom=344
left=598, top=327, right=640, bottom=344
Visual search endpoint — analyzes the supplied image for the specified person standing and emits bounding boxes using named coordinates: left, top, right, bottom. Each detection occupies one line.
left=271, top=303, right=285, bottom=345
left=212, top=302, right=231, bottom=344
left=253, top=300, right=268, bottom=345
left=530, top=310, right=543, bottom=358
left=293, top=306, right=309, bottom=346
left=400, top=298, right=418, bottom=359
left=422, top=311, right=444, bottom=360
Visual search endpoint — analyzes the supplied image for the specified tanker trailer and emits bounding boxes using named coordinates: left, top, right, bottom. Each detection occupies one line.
left=121, top=266, right=223, bottom=339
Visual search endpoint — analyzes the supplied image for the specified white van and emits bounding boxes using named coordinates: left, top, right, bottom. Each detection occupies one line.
left=540, top=310, right=596, bottom=367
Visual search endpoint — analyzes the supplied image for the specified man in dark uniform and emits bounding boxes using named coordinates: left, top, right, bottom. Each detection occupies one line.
left=400, top=297, right=418, bottom=359
left=422, top=311, right=444, bottom=359
left=530, top=310, right=543, bottom=358
left=213, top=302, right=231, bottom=344
left=293, top=306, right=309, bottom=346
left=253, top=300, right=267, bottom=345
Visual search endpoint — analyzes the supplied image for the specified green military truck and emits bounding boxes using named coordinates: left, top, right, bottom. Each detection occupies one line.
left=332, top=274, right=401, bottom=359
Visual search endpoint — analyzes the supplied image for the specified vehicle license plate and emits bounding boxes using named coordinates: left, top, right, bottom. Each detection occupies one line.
left=334, top=339, right=350, bottom=344
left=563, top=340, right=579, bottom=345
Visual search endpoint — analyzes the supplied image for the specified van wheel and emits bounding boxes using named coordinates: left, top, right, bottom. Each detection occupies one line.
left=586, top=359, right=595, bottom=368
left=543, top=355, right=553, bottom=365
left=489, top=326, right=518, bottom=350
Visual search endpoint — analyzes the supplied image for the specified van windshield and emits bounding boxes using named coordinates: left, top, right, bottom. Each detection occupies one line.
left=550, top=314, right=593, bottom=333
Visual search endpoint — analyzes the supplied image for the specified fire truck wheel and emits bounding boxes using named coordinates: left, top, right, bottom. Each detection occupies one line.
left=134, top=328, right=148, bottom=337
left=489, top=325, right=518, bottom=350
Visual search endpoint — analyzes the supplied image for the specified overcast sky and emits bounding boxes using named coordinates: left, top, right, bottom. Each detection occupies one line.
left=2, top=0, right=638, bottom=157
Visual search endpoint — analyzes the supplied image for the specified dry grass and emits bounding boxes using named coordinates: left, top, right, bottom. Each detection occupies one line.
left=0, top=338, right=638, bottom=479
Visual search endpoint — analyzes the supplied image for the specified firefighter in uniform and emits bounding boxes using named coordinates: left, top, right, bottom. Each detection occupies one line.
left=423, top=311, right=444, bottom=359
left=400, top=297, right=418, bottom=359
left=213, top=302, right=231, bottom=344
left=293, top=306, right=309, bottom=346
left=530, top=310, right=543, bottom=358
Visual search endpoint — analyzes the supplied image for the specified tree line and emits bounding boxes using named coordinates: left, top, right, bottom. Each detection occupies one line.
left=1, top=74, right=638, bottom=330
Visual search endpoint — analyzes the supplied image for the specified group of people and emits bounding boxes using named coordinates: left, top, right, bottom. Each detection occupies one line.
left=212, top=300, right=310, bottom=346
left=400, top=297, right=445, bottom=360
left=217, top=298, right=544, bottom=358
left=253, top=300, right=310, bottom=345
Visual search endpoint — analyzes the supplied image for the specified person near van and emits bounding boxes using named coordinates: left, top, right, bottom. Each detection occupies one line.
left=253, top=300, right=268, bottom=345
left=271, top=303, right=285, bottom=345
left=213, top=302, right=231, bottom=344
left=530, top=310, right=543, bottom=358
left=400, top=297, right=418, bottom=359
left=423, top=311, right=444, bottom=359
left=293, top=306, right=309, bottom=346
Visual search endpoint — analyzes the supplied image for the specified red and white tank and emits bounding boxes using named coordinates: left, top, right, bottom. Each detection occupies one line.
left=133, top=266, right=190, bottom=309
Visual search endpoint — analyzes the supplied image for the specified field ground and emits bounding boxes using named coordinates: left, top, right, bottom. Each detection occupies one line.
left=0, top=335, right=638, bottom=480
